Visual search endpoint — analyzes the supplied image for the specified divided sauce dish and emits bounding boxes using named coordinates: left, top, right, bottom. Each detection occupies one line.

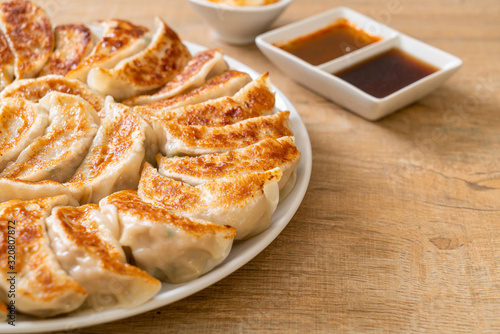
left=256, top=7, right=462, bottom=120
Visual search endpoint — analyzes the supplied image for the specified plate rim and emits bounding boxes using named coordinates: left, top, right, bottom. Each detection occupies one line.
left=2, top=41, right=312, bottom=333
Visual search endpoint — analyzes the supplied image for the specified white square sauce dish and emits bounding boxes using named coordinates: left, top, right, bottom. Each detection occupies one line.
left=256, top=7, right=462, bottom=120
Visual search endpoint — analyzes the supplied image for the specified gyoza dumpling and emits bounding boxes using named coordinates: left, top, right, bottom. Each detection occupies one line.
left=87, top=17, right=191, bottom=100
left=0, top=32, right=14, bottom=91
left=137, top=72, right=275, bottom=126
left=138, top=163, right=281, bottom=239
left=133, top=70, right=252, bottom=110
left=124, top=48, right=227, bottom=105
left=0, top=97, right=48, bottom=171
left=0, top=92, right=99, bottom=182
left=65, top=97, right=157, bottom=204
left=0, top=196, right=87, bottom=317
left=155, top=110, right=292, bottom=156
left=0, top=75, right=105, bottom=118
left=39, top=24, right=94, bottom=76
left=66, top=19, right=149, bottom=83
left=100, top=190, right=236, bottom=283
left=157, top=136, right=301, bottom=199
left=0, top=178, right=75, bottom=203
left=0, top=32, right=13, bottom=76
left=0, top=0, right=53, bottom=79
left=46, top=204, right=161, bottom=310
left=0, top=68, right=11, bottom=92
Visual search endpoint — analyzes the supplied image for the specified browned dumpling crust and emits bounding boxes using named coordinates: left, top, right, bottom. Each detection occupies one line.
left=0, top=92, right=99, bottom=182
left=137, top=72, right=275, bottom=127
left=157, top=136, right=300, bottom=186
left=0, top=33, right=13, bottom=73
left=139, top=162, right=281, bottom=212
left=155, top=49, right=225, bottom=95
left=0, top=32, right=14, bottom=90
left=138, top=163, right=282, bottom=239
left=0, top=97, right=48, bottom=171
left=0, top=75, right=105, bottom=118
left=134, top=70, right=252, bottom=110
left=156, top=110, right=293, bottom=156
left=0, top=196, right=88, bottom=317
left=65, top=98, right=156, bottom=204
left=102, top=189, right=236, bottom=238
left=39, top=24, right=94, bottom=76
left=65, top=19, right=149, bottom=82
left=100, top=189, right=236, bottom=283
left=46, top=204, right=161, bottom=309
left=87, top=17, right=191, bottom=100
left=124, top=48, right=227, bottom=105
left=0, top=0, right=53, bottom=79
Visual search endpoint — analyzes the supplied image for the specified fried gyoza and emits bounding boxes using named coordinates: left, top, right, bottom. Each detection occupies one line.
left=125, top=48, right=227, bottom=105
left=65, top=97, right=157, bottom=203
left=0, top=196, right=87, bottom=317
left=66, top=19, right=149, bottom=83
left=100, top=190, right=236, bottom=283
left=1, top=92, right=99, bottom=182
left=87, top=17, right=190, bottom=100
left=138, top=163, right=281, bottom=239
left=46, top=204, right=161, bottom=310
left=0, top=0, right=53, bottom=79
left=39, top=24, right=94, bottom=76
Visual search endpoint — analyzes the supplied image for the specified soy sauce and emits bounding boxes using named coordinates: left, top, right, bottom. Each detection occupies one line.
left=274, top=19, right=381, bottom=66
left=334, top=48, right=440, bottom=98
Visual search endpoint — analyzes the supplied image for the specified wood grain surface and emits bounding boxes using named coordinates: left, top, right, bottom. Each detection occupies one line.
left=46, top=0, right=500, bottom=332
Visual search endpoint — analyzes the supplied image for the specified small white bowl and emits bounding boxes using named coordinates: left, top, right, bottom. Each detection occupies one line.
left=188, top=0, right=293, bottom=45
left=256, top=7, right=463, bottom=120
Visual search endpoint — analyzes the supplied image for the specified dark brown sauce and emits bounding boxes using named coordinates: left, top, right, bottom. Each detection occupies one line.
left=274, top=18, right=381, bottom=66
left=334, top=48, right=440, bottom=98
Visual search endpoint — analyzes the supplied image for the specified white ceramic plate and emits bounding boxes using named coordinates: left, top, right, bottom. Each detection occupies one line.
left=2, top=41, right=312, bottom=333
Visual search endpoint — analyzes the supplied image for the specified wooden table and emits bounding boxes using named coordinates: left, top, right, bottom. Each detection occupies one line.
left=50, top=0, right=500, bottom=332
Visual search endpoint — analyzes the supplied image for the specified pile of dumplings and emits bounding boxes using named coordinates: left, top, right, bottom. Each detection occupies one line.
left=0, top=0, right=301, bottom=319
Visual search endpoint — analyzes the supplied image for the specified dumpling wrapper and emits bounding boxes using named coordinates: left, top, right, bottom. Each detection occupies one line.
left=124, top=48, right=227, bottom=105
left=0, top=0, right=53, bottom=79
left=0, top=32, right=14, bottom=91
left=0, top=68, right=11, bottom=92
left=87, top=17, right=191, bottom=101
left=0, top=178, right=76, bottom=203
left=39, top=24, right=94, bottom=76
left=157, top=136, right=301, bottom=200
left=0, top=75, right=105, bottom=119
left=154, top=110, right=292, bottom=157
left=137, top=72, right=275, bottom=126
left=65, top=97, right=157, bottom=204
left=46, top=204, right=161, bottom=311
left=100, top=189, right=236, bottom=283
left=0, top=97, right=49, bottom=171
left=132, top=70, right=252, bottom=110
left=138, top=163, right=281, bottom=239
left=1, top=92, right=99, bottom=182
left=0, top=68, right=11, bottom=93
left=66, top=19, right=149, bottom=83
left=0, top=196, right=87, bottom=317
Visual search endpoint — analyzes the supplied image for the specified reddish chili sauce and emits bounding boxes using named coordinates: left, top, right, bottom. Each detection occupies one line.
left=274, top=18, right=381, bottom=66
